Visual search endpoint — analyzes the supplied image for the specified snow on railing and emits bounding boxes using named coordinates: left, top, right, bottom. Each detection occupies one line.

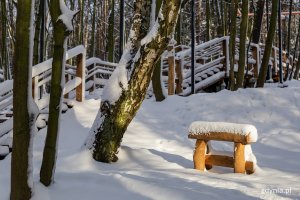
left=84, top=57, right=117, bottom=90
left=162, top=36, right=229, bottom=95
left=0, top=44, right=118, bottom=140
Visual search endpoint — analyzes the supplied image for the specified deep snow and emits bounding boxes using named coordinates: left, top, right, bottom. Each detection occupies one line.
left=1, top=81, right=300, bottom=200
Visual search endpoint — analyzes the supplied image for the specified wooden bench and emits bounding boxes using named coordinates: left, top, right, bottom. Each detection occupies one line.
left=188, top=121, right=258, bottom=174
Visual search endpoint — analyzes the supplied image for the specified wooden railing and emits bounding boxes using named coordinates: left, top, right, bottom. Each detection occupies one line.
left=0, top=69, right=3, bottom=81
left=163, top=36, right=229, bottom=96
left=163, top=36, right=291, bottom=95
left=0, top=45, right=117, bottom=136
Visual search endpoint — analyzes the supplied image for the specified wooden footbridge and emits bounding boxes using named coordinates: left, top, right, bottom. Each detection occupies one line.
left=0, top=36, right=292, bottom=159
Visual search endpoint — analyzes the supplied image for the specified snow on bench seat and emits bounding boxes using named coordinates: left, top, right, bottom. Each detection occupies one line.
left=188, top=121, right=258, bottom=144
left=188, top=121, right=258, bottom=174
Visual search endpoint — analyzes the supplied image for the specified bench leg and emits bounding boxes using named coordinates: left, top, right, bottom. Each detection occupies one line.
left=193, top=140, right=207, bottom=171
left=234, top=142, right=245, bottom=173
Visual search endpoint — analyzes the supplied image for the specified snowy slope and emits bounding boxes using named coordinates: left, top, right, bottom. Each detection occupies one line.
left=1, top=81, right=300, bottom=200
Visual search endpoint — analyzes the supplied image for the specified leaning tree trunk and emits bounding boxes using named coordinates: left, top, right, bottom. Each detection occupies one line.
left=256, top=0, right=278, bottom=87
left=40, top=0, right=75, bottom=186
left=11, top=0, right=38, bottom=199
left=87, top=0, right=181, bottom=163
left=234, top=0, right=248, bottom=90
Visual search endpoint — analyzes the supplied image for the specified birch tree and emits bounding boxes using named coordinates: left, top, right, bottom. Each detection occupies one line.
left=85, top=0, right=181, bottom=163
left=10, top=0, right=38, bottom=199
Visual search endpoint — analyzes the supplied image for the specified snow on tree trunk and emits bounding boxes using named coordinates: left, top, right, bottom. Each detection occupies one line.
left=87, top=0, right=181, bottom=163
left=10, top=0, right=38, bottom=199
left=151, top=0, right=166, bottom=102
left=40, top=0, right=76, bottom=186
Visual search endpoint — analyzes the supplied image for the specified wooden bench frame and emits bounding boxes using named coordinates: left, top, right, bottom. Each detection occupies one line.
left=188, top=132, right=255, bottom=174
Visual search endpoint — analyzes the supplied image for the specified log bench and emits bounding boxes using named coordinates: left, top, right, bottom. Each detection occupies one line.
left=188, top=121, right=258, bottom=174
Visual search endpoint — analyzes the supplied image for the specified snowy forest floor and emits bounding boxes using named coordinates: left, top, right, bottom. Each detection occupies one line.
left=1, top=81, right=300, bottom=200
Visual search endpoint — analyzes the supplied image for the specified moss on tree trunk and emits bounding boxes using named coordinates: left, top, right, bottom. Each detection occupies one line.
left=92, top=0, right=181, bottom=163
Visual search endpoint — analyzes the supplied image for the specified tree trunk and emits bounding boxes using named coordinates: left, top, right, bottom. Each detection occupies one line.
left=234, top=0, right=248, bottom=90
left=40, top=0, right=74, bottom=186
left=91, top=0, right=97, bottom=57
left=1, top=0, right=8, bottom=80
left=151, top=0, right=166, bottom=102
left=79, top=0, right=85, bottom=44
left=11, top=0, right=37, bottom=199
left=256, top=0, right=278, bottom=87
left=107, top=0, right=115, bottom=62
left=294, top=54, right=300, bottom=79
left=252, top=0, right=265, bottom=44
left=285, top=0, right=293, bottom=80
left=205, top=0, right=211, bottom=41
left=229, top=0, right=238, bottom=90
left=33, top=0, right=42, bottom=65
left=87, top=0, right=181, bottom=163
left=291, top=18, right=300, bottom=80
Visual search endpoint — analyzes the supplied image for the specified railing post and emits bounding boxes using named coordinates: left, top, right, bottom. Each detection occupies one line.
left=91, top=63, right=96, bottom=92
left=175, top=59, right=183, bottom=94
left=252, top=46, right=259, bottom=78
left=272, top=47, right=278, bottom=75
left=222, top=37, right=230, bottom=77
left=32, top=76, right=39, bottom=104
left=76, top=52, right=85, bottom=102
left=64, top=74, right=69, bottom=99
left=168, top=43, right=175, bottom=95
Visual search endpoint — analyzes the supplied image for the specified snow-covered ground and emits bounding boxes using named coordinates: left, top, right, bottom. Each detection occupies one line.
left=1, top=81, right=300, bottom=200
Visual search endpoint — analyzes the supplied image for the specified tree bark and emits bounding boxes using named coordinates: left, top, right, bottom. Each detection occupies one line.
left=205, top=0, right=211, bottom=41
left=285, top=0, right=293, bottom=80
left=89, top=0, right=181, bottom=163
left=234, top=0, right=248, bottom=90
left=91, top=0, right=97, bottom=57
left=229, top=0, right=238, bottom=90
left=294, top=54, right=300, bottom=79
left=1, top=0, right=8, bottom=80
left=11, top=0, right=37, bottom=199
left=40, top=0, right=74, bottom=186
left=107, top=0, right=115, bottom=62
left=151, top=0, right=166, bottom=102
left=256, top=0, right=278, bottom=87
left=252, top=0, right=265, bottom=44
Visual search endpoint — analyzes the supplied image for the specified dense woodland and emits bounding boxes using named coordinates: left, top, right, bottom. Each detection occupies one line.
left=0, top=0, right=300, bottom=200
